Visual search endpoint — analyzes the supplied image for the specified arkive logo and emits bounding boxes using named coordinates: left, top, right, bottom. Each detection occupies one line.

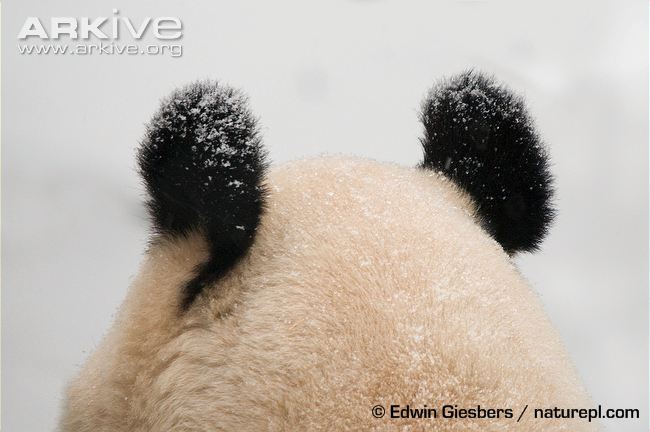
left=18, top=9, right=182, bottom=40
left=17, top=9, right=184, bottom=57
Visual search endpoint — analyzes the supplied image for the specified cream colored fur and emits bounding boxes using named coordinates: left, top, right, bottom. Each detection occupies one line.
left=60, top=157, right=597, bottom=431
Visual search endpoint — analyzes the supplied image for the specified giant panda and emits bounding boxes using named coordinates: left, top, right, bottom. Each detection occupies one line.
left=59, top=71, right=597, bottom=431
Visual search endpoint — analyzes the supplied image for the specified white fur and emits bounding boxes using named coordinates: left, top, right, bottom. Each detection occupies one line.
left=60, top=157, right=597, bottom=431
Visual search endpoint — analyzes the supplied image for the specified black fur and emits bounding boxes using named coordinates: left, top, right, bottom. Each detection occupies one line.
left=138, top=81, right=267, bottom=309
left=419, top=70, right=554, bottom=254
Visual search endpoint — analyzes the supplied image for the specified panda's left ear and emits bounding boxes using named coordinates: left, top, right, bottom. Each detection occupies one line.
left=419, top=71, right=555, bottom=254
left=138, top=80, right=267, bottom=310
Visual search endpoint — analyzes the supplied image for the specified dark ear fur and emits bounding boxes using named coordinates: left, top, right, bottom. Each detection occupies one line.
left=138, top=80, right=267, bottom=309
left=420, top=70, right=554, bottom=254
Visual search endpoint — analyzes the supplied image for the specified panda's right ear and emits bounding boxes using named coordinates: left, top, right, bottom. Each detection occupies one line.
left=138, top=81, right=268, bottom=310
left=419, top=70, right=555, bottom=255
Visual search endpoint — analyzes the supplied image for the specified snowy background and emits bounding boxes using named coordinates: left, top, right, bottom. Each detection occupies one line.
left=3, top=1, right=648, bottom=430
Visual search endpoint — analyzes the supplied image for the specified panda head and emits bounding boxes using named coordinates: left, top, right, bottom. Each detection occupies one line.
left=60, top=72, right=594, bottom=431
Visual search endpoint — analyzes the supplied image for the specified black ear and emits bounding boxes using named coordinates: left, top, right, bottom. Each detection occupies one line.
left=420, top=70, right=554, bottom=254
left=138, top=80, right=267, bottom=309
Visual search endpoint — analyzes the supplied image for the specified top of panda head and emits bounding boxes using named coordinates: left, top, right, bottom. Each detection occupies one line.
left=137, top=71, right=554, bottom=310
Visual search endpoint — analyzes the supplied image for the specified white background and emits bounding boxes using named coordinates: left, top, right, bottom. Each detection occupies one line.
left=3, top=1, right=648, bottom=430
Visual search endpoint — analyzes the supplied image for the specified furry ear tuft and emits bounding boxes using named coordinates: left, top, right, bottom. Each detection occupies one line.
left=420, top=70, right=554, bottom=254
left=138, top=80, right=267, bottom=309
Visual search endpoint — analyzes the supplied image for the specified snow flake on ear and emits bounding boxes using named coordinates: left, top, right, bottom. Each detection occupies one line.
left=419, top=70, right=554, bottom=254
left=138, top=80, right=268, bottom=309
